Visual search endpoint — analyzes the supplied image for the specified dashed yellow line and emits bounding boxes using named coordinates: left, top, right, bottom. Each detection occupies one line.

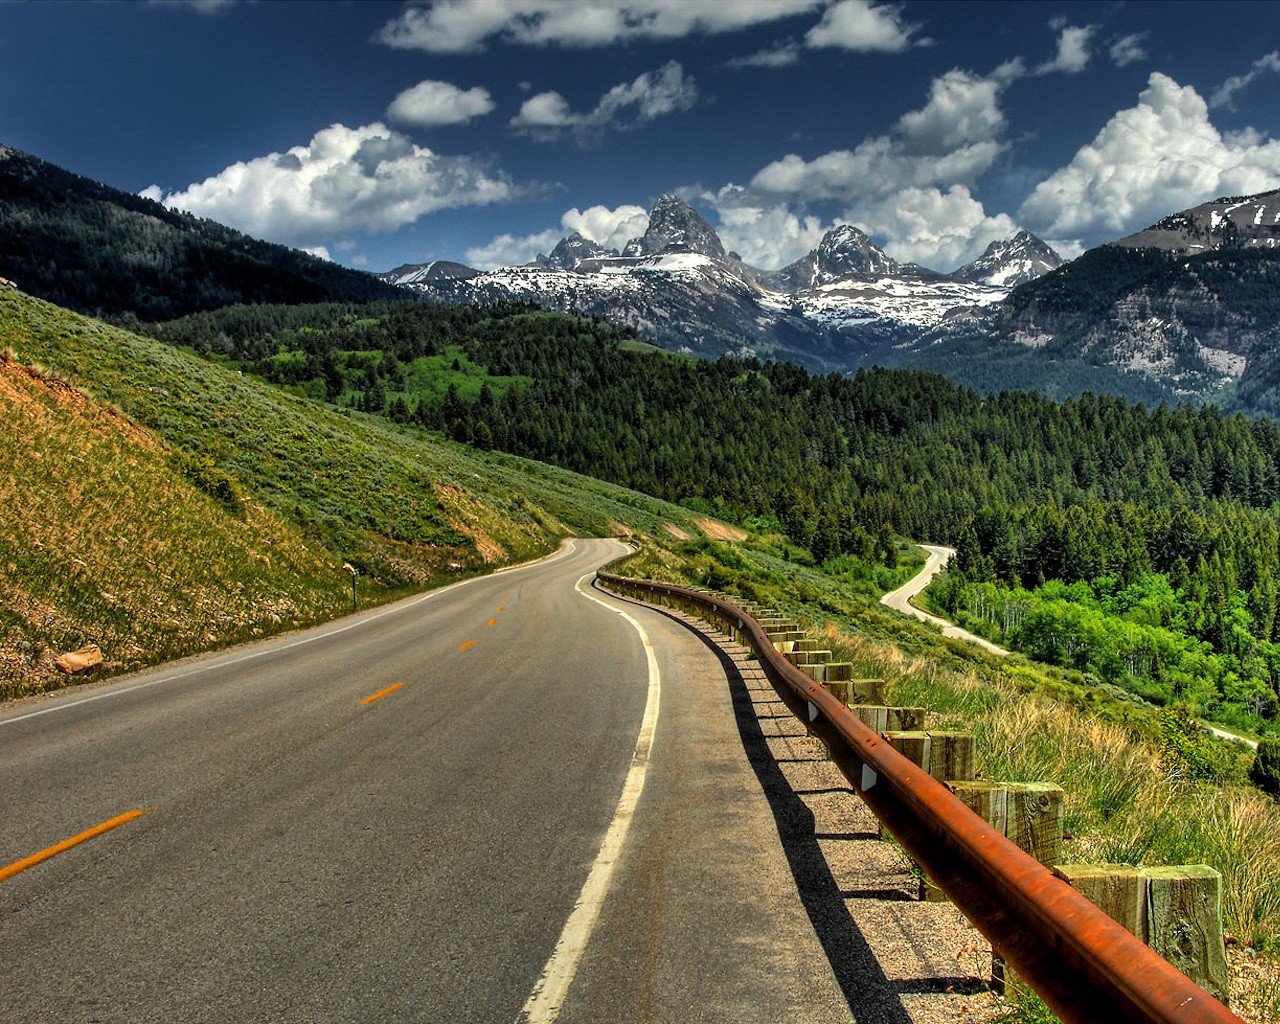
left=360, top=682, right=405, bottom=705
left=0, top=809, right=149, bottom=884
left=458, top=639, right=475, bottom=652
left=488, top=617, right=498, bottom=627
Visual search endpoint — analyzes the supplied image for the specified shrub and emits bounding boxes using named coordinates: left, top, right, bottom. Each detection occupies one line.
left=173, top=451, right=245, bottom=517
left=1251, top=738, right=1280, bottom=798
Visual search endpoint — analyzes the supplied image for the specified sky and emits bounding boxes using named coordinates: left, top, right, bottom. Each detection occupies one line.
left=2, top=0, right=1279, bottom=274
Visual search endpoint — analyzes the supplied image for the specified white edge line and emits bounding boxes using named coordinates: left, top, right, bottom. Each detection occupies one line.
left=0, top=539, right=579, bottom=728
left=518, top=570, right=661, bottom=1024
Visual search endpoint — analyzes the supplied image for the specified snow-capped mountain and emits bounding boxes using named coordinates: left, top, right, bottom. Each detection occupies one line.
left=381, top=195, right=1060, bottom=370
left=1114, top=190, right=1280, bottom=253
left=380, top=260, right=480, bottom=285
left=763, top=224, right=901, bottom=291
left=951, top=230, right=1063, bottom=288
left=902, top=188, right=1280, bottom=409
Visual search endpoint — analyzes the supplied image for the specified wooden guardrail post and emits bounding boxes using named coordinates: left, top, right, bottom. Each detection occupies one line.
left=1051, top=864, right=1229, bottom=1004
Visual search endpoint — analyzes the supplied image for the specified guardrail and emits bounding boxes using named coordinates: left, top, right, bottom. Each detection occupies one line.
left=597, top=570, right=1243, bottom=1024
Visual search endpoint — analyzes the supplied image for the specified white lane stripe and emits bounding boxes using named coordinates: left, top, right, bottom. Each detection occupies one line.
left=518, top=571, right=661, bottom=1024
left=0, top=539, right=580, bottom=728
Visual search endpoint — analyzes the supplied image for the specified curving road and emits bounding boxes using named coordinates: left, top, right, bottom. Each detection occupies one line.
left=881, top=545, right=1258, bottom=750
left=0, top=538, right=856, bottom=1024
left=880, top=545, right=1009, bottom=657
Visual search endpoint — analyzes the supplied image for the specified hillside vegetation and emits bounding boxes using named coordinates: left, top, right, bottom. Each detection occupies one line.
left=0, top=145, right=404, bottom=321
left=0, top=289, right=708, bottom=697
left=153, top=300, right=1280, bottom=737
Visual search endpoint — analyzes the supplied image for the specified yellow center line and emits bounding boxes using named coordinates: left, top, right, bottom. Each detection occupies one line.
left=360, top=681, right=405, bottom=705
left=0, top=809, right=149, bottom=884
left=488, top=617, right=497, bottom=627
left=458, top=639, right=476, bottom=651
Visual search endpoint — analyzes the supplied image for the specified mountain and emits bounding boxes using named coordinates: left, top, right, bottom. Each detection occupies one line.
left=381, top=260, right=481, bottom=285
left=385, top=195, right=1052, bottom=370
left=763, top=224, right=900, bottom=291
left=0, top=144, right=404, bottom=321
left=952, top=230, right=1063, bottom=287
left=622, top=193, right=726, bottom=259
left=1114, top=190, right=1280, bottom=253
left=903, top=191, right=1280, bottom=408
left=538, top=232, right=616, bottom=269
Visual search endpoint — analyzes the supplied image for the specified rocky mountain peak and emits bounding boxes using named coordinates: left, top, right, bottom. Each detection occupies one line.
left=951, top=230, right=1062, bottom=288
left=623, top=194, right=726, bottom=260
left=766, top=223, right=899, bottom=293
left=538, top=232, right=615, bottom=270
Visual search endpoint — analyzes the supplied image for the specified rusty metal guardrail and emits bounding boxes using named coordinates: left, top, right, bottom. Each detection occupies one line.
left=596, top=570, right=1243, bottom=1024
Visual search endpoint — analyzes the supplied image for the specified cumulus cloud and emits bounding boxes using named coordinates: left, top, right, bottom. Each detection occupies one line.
left=856, top=185, right=1017, bottom=267
left=1211, top=50, right=1280, bottom=109
left=714, top=64, right=1027, bottom=269
left=465, top=203, right=651, bottom=268
left=148, top=121, right=515, bottom=247
left=386, top=79, right=495, bottom=127
left=1108, top=32, right=1148, bottom=68
left=377, top=0, right=824, bottom=52
left=700, top=188, right=828, bottom=268
left=1034, top=23, right=1095, bottom=75
left=301, top=245, right=332, bottom=261
left=511, top=61, right=696, bottom=142
left=803, top=0, right=924, bottom=53
left=1019, top=73, right=1280, bottom=244
left=750, top=68, right=1008, bottom=201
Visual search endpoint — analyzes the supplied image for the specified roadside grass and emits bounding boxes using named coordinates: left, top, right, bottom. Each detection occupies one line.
left=621, top=536, right=1280, bottom=1021
left=0, top=290, right=708, bottom=698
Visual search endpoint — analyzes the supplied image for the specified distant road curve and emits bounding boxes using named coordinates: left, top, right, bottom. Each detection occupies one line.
left=880, top=544, right=1010, bottom=657
left=881, top=545, right=1258, bottom=750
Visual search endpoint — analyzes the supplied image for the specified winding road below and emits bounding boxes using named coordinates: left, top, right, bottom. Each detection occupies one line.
left=881, top=544, right=1258, bottom=750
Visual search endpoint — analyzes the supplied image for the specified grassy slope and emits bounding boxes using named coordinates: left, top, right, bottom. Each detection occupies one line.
left=0, top=289, right=707, bottom=697
left=623, top=536, right=1280, bottom=1021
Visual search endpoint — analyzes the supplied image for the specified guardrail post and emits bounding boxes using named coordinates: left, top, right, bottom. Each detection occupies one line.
left=1052, top=864, right=1229, bottom=1004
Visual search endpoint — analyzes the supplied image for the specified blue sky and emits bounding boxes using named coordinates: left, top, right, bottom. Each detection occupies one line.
left=2, top=1, right=1279, bottom=273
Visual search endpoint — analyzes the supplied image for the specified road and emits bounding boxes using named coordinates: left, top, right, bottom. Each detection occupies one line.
left=881, top=545, right=1259, bottom=750
left=879, top=545, right=1009, bottom=657
left=0, top=537, right=855, bottom=1024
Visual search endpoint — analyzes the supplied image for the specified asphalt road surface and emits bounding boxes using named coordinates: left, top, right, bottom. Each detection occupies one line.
left=880, top=545, right=1009, bottom=657
left=0, top=537, right=854, bottom=1024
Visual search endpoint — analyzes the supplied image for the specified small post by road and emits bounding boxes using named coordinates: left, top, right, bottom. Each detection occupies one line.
left=343, top=562, right=357, bottom=613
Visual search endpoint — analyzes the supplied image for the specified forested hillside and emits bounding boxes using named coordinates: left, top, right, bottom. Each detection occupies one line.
left=154, top=300, right=1280, bottom=735
left=0, top=146, right=404, bottom=321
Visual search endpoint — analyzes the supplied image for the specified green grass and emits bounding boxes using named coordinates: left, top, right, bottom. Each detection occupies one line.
left=0, top=289, right=709, bottom=697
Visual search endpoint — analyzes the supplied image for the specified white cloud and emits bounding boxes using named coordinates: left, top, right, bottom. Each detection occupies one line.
left=1211, top=50, right=1280, bottom=110
left=702, top=189, right=828, bottom=268
left=803, top=0, right=923, bottom=53
left=386, top=79, right=495, bottom=127
left=511, top=61, right=696, bottom=142
left=750, top=68, right=1008, bottom=201
left=301, top=245, right=332, bottom=261
left=1034, top=23, right=1095, bottom=75
left=562, top=204, right=650, bottom=250
left=1108, top=32, right=1148, bottom=68
left=149, top=121, right=515, bottom=247
left=726, top=39, right=802, bottom=69
left=1019, top=73, right=1280, bottom=244
left=465, top=203, right=651, bottom=268
left=856, top=185, right=1017, bottom=267
left=139, top=184, right=164, bottom=202
left=718, top=65, right=1024, bottom=270
left=465, top=228, right=564, bottom=268
left=377, top=0, right=825, bottom=53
